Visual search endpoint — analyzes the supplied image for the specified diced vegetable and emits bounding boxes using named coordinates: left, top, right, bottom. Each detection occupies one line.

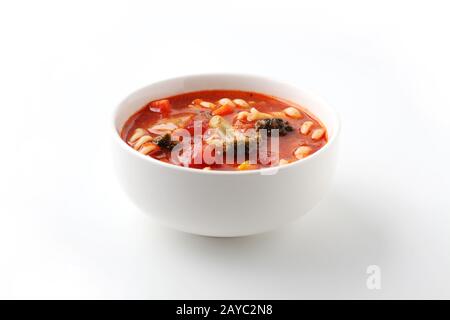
left=148, top=99, right=171, bottom=113
left=255, top=118, right=293, bottom=136
left=237, top=161, right=258, bottom=170
left=186, top=120, right=209, bottom=135
left=153, top=133, right=179, bottom=150
left=212, top=103, right=234, bottom=116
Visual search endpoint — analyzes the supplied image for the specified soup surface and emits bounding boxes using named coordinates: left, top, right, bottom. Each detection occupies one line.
left=121, top=90, right=327, bottom=170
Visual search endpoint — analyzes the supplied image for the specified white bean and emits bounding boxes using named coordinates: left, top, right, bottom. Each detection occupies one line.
left=294, top=146, right=312, bottom=159
left=233, top=99, right=250, bottom=108
left=311, top=128, right=325, bottom=140
left=283, top=107, right=303, bottom=119
left=300, top=121, right=314, bottom=135
left=218, top=98, right=236, bottom=108
left=200, top=101, right=216, bottom=109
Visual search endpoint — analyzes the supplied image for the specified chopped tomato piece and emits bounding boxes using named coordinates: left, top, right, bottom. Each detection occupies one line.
left=233, top=120, right=255, bottom=130
left=186, top=120, right=208, bottom=135
left=148, top=99, right=171, bottom=113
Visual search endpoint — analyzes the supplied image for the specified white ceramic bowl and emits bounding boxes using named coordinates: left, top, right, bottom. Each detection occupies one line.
left=112, top=74, right=340, bottom=237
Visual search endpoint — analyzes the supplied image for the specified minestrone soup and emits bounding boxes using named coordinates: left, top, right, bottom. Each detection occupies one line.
left=121, top=90, right=327, bottom=170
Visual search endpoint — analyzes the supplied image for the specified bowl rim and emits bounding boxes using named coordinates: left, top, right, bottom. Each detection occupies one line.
left=112, top=73, right=341, bottom=175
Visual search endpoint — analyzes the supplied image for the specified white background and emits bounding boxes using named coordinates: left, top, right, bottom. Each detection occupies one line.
left=1, top=0, right=449, bottom=299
